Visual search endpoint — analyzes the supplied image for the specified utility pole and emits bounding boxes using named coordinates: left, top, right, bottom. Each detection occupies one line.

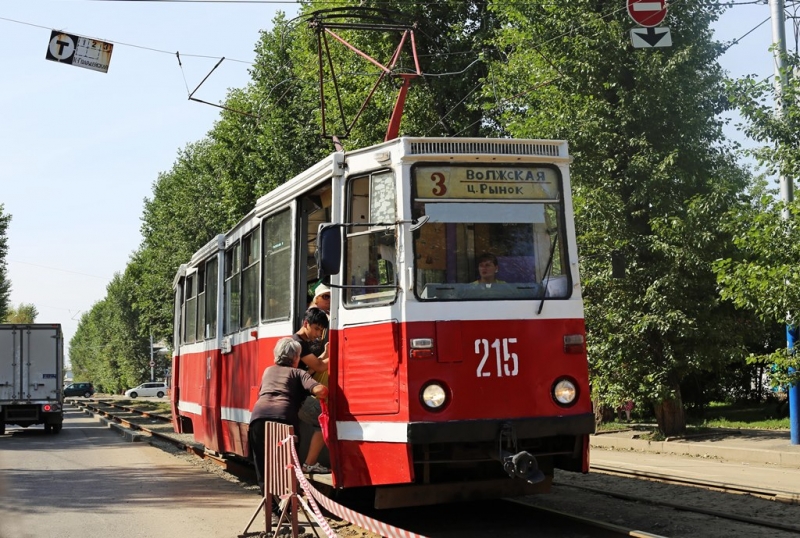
left=769, top=0, right=799, bottom=445
left=150, top=333, right=155, bottom=383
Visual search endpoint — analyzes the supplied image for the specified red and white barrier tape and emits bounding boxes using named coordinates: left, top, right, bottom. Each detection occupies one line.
left=280, top=435, right=429, bottom=538
left=281, top=435, right=337, bottom=538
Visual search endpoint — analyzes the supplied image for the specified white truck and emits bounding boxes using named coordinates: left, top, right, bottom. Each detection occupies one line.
left=0, top=324, right=64, bottom=435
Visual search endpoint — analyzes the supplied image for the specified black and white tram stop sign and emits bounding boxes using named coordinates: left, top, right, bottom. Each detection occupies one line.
left=46, top=32, right=77, bottom=62
left=45, top=30, right=113, bottom=73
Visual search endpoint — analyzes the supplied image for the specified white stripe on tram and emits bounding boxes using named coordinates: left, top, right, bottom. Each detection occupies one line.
left=222, top=407, right=251, bottom=424
left=336, top=421, right=407, bottom=443
left=177, top=400, right=203, bottom=415
left=177, top=403, right=408, bottom=443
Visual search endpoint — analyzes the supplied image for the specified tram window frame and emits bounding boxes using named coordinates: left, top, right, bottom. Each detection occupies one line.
left=204, top=257, right=218, bottom=339
left=183, top=273, right=198, bottom=344
left=224, top=242, right=241, bottom=335
left=262, top=209, right=292, bottom=322
left=410, top=163, right=571, bottom=302
left=241, top=230, right=260, bottom=329
left=344, top=171, right=398, bottom=308
left=196, top=264, right=206, bottom=342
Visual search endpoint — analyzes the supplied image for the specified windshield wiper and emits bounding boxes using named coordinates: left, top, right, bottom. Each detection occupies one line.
left=537, top=232, right=559, bottom=315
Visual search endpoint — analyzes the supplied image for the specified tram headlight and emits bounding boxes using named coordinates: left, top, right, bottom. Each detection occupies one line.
left=552, top=378, right=578, bottom=406
left=420, top=382, right=448, bottom=411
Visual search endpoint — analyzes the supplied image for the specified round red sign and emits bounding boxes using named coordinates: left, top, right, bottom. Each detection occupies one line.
left=627, top=0, right=667, bottom=28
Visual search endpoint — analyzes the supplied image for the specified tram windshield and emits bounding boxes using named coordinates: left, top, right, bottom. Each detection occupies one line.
left=412, top=164, right=570, bottom=301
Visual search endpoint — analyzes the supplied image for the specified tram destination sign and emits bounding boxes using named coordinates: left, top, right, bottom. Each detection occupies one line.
left=45, top=31, right=113, bottom=73
left=414, top=165, right=560, bottom=201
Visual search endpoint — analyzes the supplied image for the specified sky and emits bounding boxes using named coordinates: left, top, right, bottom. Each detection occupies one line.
left=0, top=1, right=789, bottom=364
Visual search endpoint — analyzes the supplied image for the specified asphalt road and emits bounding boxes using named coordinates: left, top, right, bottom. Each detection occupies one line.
left=0, top=404, right=263, bottom=538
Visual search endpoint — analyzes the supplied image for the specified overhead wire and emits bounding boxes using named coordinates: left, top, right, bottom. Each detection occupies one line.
left=423, top=0, right=783, bottom=135
left=2, top=0, right=783, bottom=133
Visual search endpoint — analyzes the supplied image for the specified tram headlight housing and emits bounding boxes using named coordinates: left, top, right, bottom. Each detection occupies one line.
left=552, top=378, right=578, bottom=407
left=420, top=382, right=448, bottom=412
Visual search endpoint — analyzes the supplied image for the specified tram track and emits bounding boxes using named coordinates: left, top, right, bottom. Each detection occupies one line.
left=553, top=465, right=800, bottom=535
left=68, top=398, right=256, bottom=479
left=71, top=398, right=795, bottom=537
left=69, top=398, right=656, bottom=537
left=590, top=463, right=800, bottom=504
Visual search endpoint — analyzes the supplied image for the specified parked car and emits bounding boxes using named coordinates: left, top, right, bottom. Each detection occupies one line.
left=64, top=382, right=94, bottom=398
left=124, top=382, right=168, bottom=398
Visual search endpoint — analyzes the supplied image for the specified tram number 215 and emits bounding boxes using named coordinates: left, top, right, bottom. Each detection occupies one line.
left=475, top=338, right=519, bottom=378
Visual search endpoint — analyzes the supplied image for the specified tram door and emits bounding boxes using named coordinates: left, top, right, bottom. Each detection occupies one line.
left=295, top=185, right=333, bottom=320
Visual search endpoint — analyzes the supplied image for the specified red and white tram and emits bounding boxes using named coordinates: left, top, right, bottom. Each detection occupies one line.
left=171, top=136, right=594, bottom=507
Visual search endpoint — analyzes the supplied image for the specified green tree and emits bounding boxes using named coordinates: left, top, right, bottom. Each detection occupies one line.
left=0, top=205, right=10, bottom=320
left=487, top=0, right=751, bottom=435
left=70, top=271, right=151, bottom=393
left=714, top=185, right=800, bottom=385
left=4, top=303, right=38, bottom=323
left=714, top=53, right=800, bottom=387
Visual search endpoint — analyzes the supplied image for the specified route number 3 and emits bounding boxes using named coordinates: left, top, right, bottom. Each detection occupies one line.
left=475, top=338, right=519, bottom=378
left=430, top=172, right=447, bottom=196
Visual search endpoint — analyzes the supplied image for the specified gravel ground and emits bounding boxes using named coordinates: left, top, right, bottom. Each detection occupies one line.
left=519, top=468, right=800, bottom=538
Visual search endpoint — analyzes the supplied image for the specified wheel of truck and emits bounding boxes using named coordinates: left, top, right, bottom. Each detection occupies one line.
left=129, top=392, right=138, bottom=398
left=52, top=424, right=62, bottom=434
left=157, top=391, right=165, bottom=398
left=83, top=392, right=92, bottom=398
left=44, top=423, right=52, bottom=433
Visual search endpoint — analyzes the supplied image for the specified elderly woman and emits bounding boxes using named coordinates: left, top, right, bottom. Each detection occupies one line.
left=249, top=337, right=328, bottom=495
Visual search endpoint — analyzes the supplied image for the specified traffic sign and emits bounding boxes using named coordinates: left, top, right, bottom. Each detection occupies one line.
left=627, top=0, right=667, bottom=28
left=631, top=27, right=672, bottom=48
left=45, top=30, right=113, bottom=73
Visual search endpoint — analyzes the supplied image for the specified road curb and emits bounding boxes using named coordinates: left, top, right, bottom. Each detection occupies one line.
left=591, top=435, right=800, bottom=468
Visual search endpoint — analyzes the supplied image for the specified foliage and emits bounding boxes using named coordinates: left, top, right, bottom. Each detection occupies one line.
left=716, top=53, right=800, bottom=388
left=4, top=303, right=39, bottom=324
left=727, top=53, right=800, bottom=182
left=0, top=205, right=10, bottom=321
left=69, top=271, right=152, bottom=393
left=486, top=0, right=751, bottom=435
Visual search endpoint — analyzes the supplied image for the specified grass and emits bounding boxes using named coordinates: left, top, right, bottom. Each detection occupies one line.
left=597, top=400, right=791, bottom=434
left=115, top=398, right=173, bottom=415
left=693, top=401, right=790, bottom=430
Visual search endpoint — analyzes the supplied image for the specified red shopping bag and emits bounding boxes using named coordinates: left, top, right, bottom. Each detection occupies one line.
left=318, top=399, right=330, bottom=443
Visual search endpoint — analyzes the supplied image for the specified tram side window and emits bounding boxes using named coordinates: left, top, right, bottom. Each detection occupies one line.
left=196, top=264, right=206, bottom=341
left=345, top=172, right=397, bottom=306
left=241, top=231, right=260, bottom=328
left=224, top=242, right=241, bottom=334
left=204, top=258, right=218, bottom=339
left=262, top=210, right=292, bottom=321
left=183, top=273, right=197, bottom=344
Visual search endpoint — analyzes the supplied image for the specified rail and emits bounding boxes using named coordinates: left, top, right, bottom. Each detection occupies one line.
left=68, top=398, right=673, bottom=537
left=567, top=465, right=800, bottom=534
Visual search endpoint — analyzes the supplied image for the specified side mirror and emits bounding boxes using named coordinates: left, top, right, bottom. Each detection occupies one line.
left=611, top=250, right=626, bottom=279
left=316, top=224, right=342, bottom=278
